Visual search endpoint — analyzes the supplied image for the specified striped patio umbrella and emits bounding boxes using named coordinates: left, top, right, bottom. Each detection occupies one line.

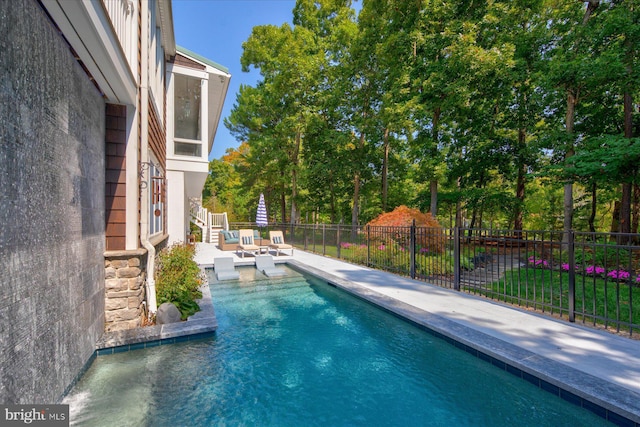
left=256, top=193, right=268, bottom=228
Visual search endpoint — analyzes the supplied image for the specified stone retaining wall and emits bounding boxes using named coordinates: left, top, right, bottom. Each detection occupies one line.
left=104, top=251, right=148, bottom=331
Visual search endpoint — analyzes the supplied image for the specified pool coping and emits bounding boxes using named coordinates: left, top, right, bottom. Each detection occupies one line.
left=95, top=268, right=217, bottom=354
left=287, top=260, right=640, bottom=427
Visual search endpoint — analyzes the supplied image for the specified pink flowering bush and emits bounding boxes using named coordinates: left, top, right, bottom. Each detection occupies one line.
left=585, top=265, right=605, bottom=275
left=607, top=270, right=630, bottom=280
left=528, top=256, right=549, bottom=268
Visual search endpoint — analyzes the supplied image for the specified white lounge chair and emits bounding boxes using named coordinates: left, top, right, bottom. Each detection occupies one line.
left=268, top=230, right=293, bottom=256
left=214, top=257, right=240, bottom=281
left=255, top=255, right=286, bottom=277
left=237, top=229, right=260, bottom=258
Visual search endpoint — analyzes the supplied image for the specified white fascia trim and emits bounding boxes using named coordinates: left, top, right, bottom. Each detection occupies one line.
left=42, top=0, right=137, bottom=105
left=207, top=70, right=231, bottom=154
left=157, top=0, right=176, bottom=57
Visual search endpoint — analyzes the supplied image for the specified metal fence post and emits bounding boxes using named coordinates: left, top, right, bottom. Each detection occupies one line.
left=337, top=224, right=341, bottom=259
left=454, top=227, right=461, bottom=291
left=410, top=219, right=416, bottom=279
left=304, top=224, right=308, bottom=251
left=322, top=223, right=326, bottom=256
left=568, top=230, right=575, bottom=322
left=367, top=225, right=370, bottom=267
left=312, top=224, right=316, bottom=253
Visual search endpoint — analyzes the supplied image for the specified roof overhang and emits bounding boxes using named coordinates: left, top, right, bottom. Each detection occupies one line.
left=41, top=0, right=137, bottom=105
left=157, top=0, right=176, bottom=58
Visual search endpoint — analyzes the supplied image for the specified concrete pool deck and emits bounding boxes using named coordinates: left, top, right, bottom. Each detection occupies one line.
left=195, top=243, right=640, bottom=425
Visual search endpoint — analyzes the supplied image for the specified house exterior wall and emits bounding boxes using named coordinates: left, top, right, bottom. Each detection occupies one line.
left=0, top=0, right=106, bottom=404
left=106, top=104, right=128, bottom=251
left=167, top=170, right=186, bottom=244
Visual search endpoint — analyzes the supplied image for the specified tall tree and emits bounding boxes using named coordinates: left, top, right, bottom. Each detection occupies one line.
left=546, top=0, right=601, bottom=238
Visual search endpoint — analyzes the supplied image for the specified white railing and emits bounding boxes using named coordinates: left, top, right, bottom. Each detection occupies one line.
left=103, top=0, right=136, bottom=73
left=195, top=206, right=208, bottom=227
left=188, top=202, right=228, bottom=243
left=209, top=212, right=229, bottom=231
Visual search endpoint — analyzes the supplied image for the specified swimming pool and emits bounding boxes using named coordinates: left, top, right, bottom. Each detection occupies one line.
left=65, top=266, right=613, bottom=426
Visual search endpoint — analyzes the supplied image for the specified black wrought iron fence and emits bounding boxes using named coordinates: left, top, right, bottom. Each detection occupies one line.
left=229, top=222, right=640, bottom=337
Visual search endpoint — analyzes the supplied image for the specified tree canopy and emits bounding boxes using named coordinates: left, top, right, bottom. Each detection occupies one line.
left=207, top=0, right=640, bottom=233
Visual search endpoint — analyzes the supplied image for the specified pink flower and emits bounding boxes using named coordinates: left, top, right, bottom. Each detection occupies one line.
left=420, top=247, right=429, bottom=253
left=340, top=242, right=352, bottom=249
left=528, top=257, right=548, bottom=267
left=585, top=265, right=605, bottom=275
left=607, top=270, right=630, bottom=280
left=378, top=245, right=386, bottom=250
left=561, top=263, right=570, bottom=271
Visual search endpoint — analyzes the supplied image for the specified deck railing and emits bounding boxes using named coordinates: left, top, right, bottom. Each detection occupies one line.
left=209, top=212, right=228, bottom=231
left=230, top=222, right=640, bottom=337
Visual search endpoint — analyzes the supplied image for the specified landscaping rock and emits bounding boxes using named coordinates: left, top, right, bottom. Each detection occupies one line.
left=156, top=303, right=182, bottom=324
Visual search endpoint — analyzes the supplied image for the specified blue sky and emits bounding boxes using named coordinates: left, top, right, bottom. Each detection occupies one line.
left=173, top=0, right=297, bottom=160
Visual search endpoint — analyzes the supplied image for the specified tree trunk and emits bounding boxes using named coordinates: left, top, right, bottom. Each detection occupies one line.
left=513, top=128, right=526, bottom=235
left=280, top=171, right=287, bottom=223
left=455, top=176, right=462, bottom=228
left=619, top=92, right=634, bottom=235
left=588, top=181, right=597, bottom=233
left=381, top=127, right=390, bottom=212
left=563, top=1, right=599, bottom=240
left=583, top=1, right=600, bottom=24
left=611, top=201, right=621, bottom=238
left=329, top=170, right=337, bottom=223
left=290, top=131, right=302, bottom=224
left=563, top=89, right=577, bottom=240
left=430, top=107, right=441, bottom=218
left=352, top=132, right=366, bottom=229
left=430, top=180, right=438, bottom=217
left=632, top=183, right=640, bottom=234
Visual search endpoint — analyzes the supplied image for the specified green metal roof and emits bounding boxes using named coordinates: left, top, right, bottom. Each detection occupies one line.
left=176, top=45, right=229, bottom=74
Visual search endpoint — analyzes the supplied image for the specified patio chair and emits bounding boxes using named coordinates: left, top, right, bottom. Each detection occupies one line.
left=214, top=257, right=240, bottom=281
left=268, top=230, right=293, bottom=256
left=255, top=255, right=286, bottom=277
left=237, top=229, right=260, bottom=258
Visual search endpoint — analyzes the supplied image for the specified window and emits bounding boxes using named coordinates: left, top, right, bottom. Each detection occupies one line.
left=148, top=161, right=165, bottom=236
left=174, top=74, right=202, bottom=141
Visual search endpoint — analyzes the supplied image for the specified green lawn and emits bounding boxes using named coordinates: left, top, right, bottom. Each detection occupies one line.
left=472, top=268, right=640, bottom=335
left=293, top=242, right=640, bottom=336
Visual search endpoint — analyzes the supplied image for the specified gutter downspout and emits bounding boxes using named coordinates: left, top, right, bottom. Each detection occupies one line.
left=139, top=1, right=157, bottom=315
left=140, top=159, right=157, bottom=315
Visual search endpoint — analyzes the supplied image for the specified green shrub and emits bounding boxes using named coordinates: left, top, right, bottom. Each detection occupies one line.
left=155, top=243, right=203, bottom=320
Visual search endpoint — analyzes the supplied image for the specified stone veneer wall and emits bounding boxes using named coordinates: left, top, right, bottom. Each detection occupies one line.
left=0, top=0, right=106, bottom=403
left=104, top=251, right=147, bottom=331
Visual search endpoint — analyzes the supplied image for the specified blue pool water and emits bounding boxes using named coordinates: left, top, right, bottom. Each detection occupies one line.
left=65, top=266, right=612, bottom=426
